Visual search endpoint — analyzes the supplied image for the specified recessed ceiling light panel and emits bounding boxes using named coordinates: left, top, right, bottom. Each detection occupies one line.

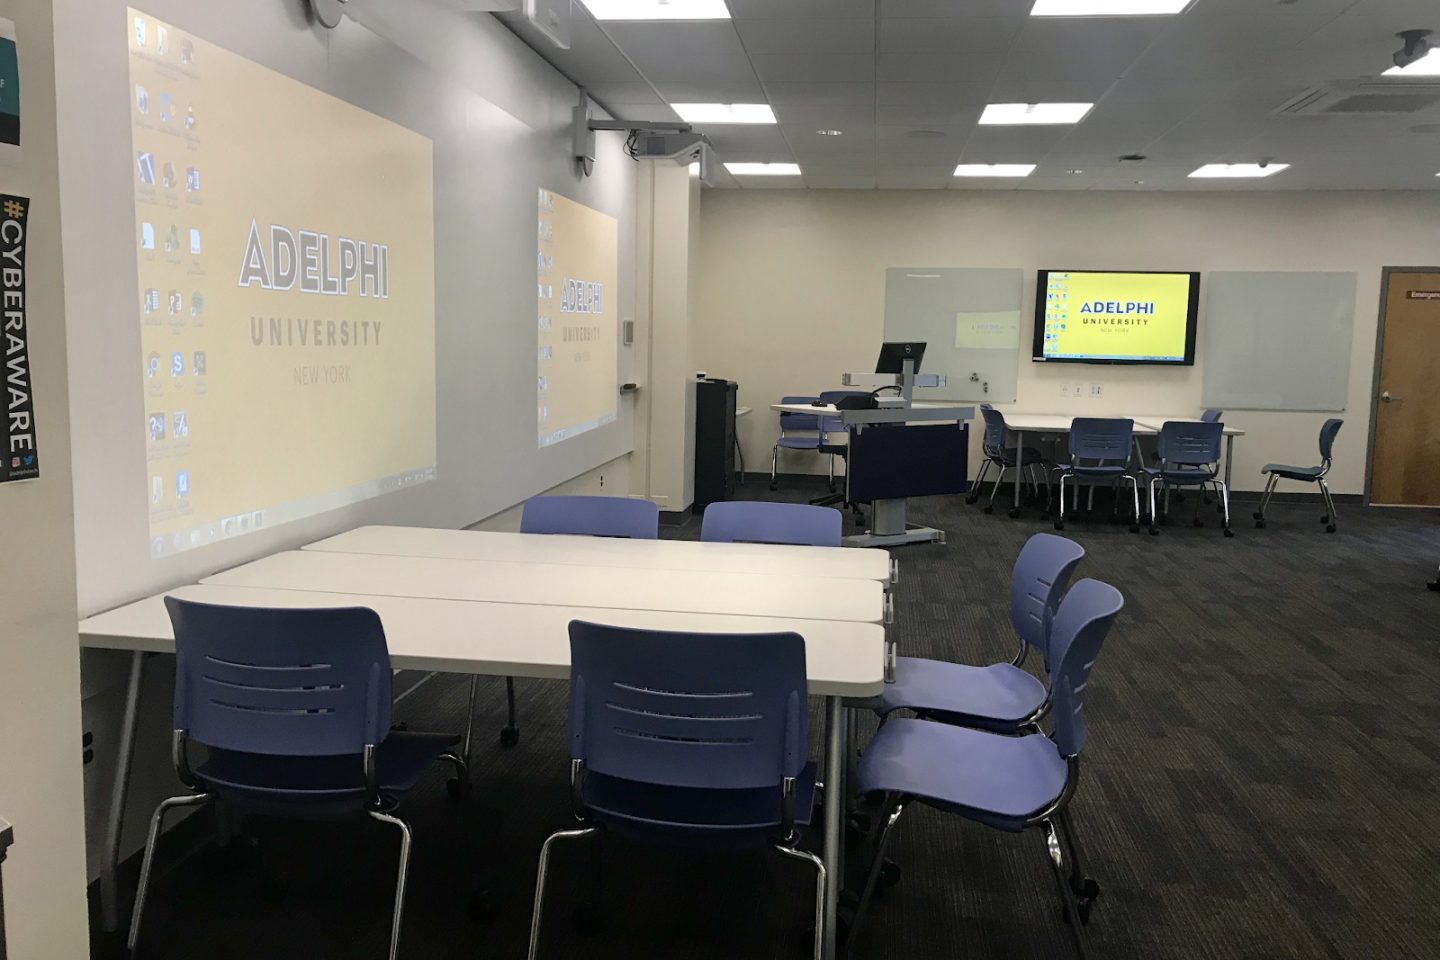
left=672, top=103, right=776, bottom=124
left=725, top=162, right=802, bottom=176
left=1383, top=48, right=1440, bottom=77
left=1188, top=163, right=1291, bottom=178
left=979, top=103, right=1094, bottom=125
left=579, top=0, right=731, bottom=21
left=953, top=164, right=1038, bottom=177
left=1031, top=0, right=1193, bottom=15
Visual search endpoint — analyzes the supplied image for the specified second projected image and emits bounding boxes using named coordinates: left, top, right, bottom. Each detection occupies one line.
left=537, top=189, right=618, bottom=448
left=128, top=8, right=436, bottom=557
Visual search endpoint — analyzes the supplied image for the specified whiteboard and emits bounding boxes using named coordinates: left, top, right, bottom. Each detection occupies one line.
left=1201, top=272, right=1356, bottom=412
left=883, top=268, right=1023, bottom=403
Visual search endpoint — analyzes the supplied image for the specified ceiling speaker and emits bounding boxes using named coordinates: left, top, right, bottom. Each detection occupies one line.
left=311, top=0, right=347, bottom=30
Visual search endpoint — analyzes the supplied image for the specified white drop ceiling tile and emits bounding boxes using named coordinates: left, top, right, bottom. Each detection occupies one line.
left=785, top=124, right=879, bottom=156
left=597, top=103, right=684, bottom=124
left=804, top=174, right=879, bottom=189
left=733, top=18, right=875, bottom=55
left=729, top=0, right=876, bottom=18
left=985, top=77, right=1117, bottom=104
left=878, top=52, right=1008, bottom=83
left=1011, top=16, right=1170, bottom=63
left=876, top=82, right=993, bottom=106
left=750, top=53, right=877, bottom=83
left=960, top=124, right=1072, bottom=157
left=765, top=82, right=877, bottom=105
left=881, top=0, right=1022, bottom=16
left=584, top=82, right=666, bottom=107
left=875, top=102, right=985, bottom=127
left=772, top=102, right=877, bottom=128
left=606, top=22, right=756, bottom=82
left=801, top=158, right=883, bottom=176
left=698, top=125, right=794, bottom=157
left=651, top=81, right=767, bottom=103
left=549, top=18, right=653, bottom=83
left=876, top=168, right=953, bottom=189
left=879, top=17, right=1025, bottom=54
left=737, top=176, right=808, bottom=189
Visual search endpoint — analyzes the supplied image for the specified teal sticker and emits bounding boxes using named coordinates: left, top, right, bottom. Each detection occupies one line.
left=0, top=25, right=17, bottom=147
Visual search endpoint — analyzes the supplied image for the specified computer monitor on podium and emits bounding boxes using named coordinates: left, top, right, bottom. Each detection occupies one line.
left=876, top=341, right=926, bottom=374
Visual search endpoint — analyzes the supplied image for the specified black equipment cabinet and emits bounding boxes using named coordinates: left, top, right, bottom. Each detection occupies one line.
left=694, top=378, right=738, bottom=510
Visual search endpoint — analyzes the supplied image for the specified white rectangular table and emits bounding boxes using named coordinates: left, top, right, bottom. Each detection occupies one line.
left=201, top=551, right=887, bottom=624
left=305, top=525, right=895, bottom=585
left=83, top=541, right=885, bottom=959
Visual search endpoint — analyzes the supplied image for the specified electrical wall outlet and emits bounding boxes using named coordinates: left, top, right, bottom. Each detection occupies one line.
left=1070, top=383, right=1083, bottom=398
left=1089, top=382, right=1103, bottom=398
left=1060, top=382, right=1072, bottom=397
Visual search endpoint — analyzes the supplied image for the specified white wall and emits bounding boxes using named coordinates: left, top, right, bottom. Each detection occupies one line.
left=698, top=189, right=1440, bottom=495
left=0, top=2, right=92, bottom=957
left=59, top=0, right=639, bottom=619
left=53, top=0, right=642, bottom=880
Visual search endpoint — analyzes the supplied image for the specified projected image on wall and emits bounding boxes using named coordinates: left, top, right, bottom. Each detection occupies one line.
left=127, top=8, right=437, bottom=557
left=537, top=189, right=618, bottom=448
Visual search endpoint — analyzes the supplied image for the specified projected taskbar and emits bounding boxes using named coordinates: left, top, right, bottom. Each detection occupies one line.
left=539, top=412, right=617, bottom=449
left=1039, top=353, right=1186, bottom=362
left=149, top=466, right=436, bottom=558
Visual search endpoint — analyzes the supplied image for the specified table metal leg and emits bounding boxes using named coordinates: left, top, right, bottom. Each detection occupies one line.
left=822, top=696, right=846, bottom=960
left=101, top=650, right=147, bottom=932
left=1012, top=430, right=1025, bottom=512
left=1225, top=435, right=1234, bottom=490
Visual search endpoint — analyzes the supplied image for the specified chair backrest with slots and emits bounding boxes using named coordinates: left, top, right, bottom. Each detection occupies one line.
left=701, top=501, right=842, bottom=547
left=1046, top=580, right=1124, bottom=757
left=1009, top=533, right=1086, bottom=667
left=521, top=495, right=660, bottom=539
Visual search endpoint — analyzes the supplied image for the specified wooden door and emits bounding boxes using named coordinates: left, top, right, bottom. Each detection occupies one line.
left=1371, top=270, right=1440, bottom=506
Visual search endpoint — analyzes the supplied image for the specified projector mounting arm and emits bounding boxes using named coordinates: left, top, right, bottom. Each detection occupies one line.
left=573, top=90, right=694, bottom=177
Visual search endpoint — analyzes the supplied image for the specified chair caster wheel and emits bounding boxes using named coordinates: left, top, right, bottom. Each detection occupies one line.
left=1428, top=579, right=1440, bottom=592
left=1148, top=527, right=1160, bottom=537
left=1077, top=898, right=1095, bottom=925
left=1072, top=877, right=1100, bottom=902
left=1053, top=521, right=1065, bottom=531
left=1223, top=528, right=1235, bottom=538
left=499, top=726, right=520, bottom=748
left=768, top=483, right=778, bottom=492
left=1326, top=524, right=1337, bottom=533
left=572, top=904, right=606, bottom=938
left=1008, top=508, right=1021, bottom=519
left=876, top=858, right=901, bottom=897
left=964, top=495, right=978, bottom=505
left=446, top=777, right=470, bottom=801
left=983, top=506, right=994, bottom=515
left=1254, top=519, right=1266, bottom=529
left=1251, top=511, right=1263, bottom=520
left=466, top=885, right=502, bottom=924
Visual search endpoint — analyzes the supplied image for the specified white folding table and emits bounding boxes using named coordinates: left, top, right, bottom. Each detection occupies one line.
left=304, top=525, right=896, bottom=585
left=83, top=545, right=885, bottom=959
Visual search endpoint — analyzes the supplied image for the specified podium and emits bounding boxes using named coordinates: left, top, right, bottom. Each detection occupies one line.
left=836, top=360, right=973, bottom=548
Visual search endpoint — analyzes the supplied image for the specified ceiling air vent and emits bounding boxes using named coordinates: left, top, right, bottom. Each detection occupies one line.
left=1274, top=81, right=1440, bottom=117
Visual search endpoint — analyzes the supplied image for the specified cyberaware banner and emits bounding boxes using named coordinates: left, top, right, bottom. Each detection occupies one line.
left=2, top=194, right=39, bottom=483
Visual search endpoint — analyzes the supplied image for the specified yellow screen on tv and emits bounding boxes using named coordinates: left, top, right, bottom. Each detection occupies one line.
left=1033, top=270, right=1199, bottom=365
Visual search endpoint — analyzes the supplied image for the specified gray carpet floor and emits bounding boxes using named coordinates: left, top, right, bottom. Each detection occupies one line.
left=116, top=482, right=1440, bottom=960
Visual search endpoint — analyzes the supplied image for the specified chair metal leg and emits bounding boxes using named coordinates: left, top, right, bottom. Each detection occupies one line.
left=967, top=459, right=991, bottom=504
left=461, top=675, right=479, bottom=767
left=1054, top=473, right=1067, bottom=529
left=1318, top=479, right=1337, bottom=532
left=770, top=444, right=780, bottom=491
left=985, top=463, right=1007, bottom=514
left=846, top=799, right=905, bottom=958
left=1254, top=474, right=1278, bottom=526
left=527, top=826, right=600, bottom=960
left=441, top=751, right=470, bottom=800
left=1218, top=480, right=1233, bottom=537
left=1126, top=475, right=1140, bottom=533
left=368, top=810, right=414, bottom=960
left=126, top=792, right=212, bottom=954
left=773, top=842, right=827, bottom=960
left=501, top=677, right=520, bottom=747
left=1042, top=819, right=1088, bottom=959
left=1056, top=809, right=1100, bottom=910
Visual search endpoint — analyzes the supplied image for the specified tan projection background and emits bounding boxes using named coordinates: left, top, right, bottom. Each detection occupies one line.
left=127, top=7, right=436, bottom=556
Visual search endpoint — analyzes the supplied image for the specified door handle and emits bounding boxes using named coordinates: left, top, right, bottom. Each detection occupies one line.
left=1381, top=391, right=1401, bottom=403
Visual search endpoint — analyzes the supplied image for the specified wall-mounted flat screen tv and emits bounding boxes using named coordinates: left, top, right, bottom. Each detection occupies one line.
left=1032, top=270, right=1200, bottom=365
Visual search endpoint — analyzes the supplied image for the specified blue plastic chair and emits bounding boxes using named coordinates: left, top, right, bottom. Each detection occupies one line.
left=526, top=621, right=825, bottom=960
left=1201, top=408, right=1223, bottom=423
left=701, top=500, right=843, bottom=547
left=1054, top=418, right=1140, bottom=533
left=968, top=404, right=1049, bottom=518
left=498, top=496, right=661, bottom=748
left=876, top=533, right=1085, bottom=732
left=848, top=579, right=1124, bottom=959
left=771, top=395, right=823, bottom=490
left=520, top=495, right=659, bottom=539
left=1141, top=420, right=1233, bottom=538
left=1254, top=418, right=1344, bottom=533
left=128, top=599, right=466, bottom=960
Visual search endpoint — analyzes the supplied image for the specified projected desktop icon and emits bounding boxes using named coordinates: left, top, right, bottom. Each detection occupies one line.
left=156, top=25, right=168, bottom=56
left=175, top=470, right=189, bottom=498
left=140, top=222, right=155, bottom=250
left=147, top=413, right=166, bottom=441
left=143, top=288, right=160, bottom=313
left=185, top=106, right=197, bottom=131
left=181, top=38, right=195, bottom=66
left=186, top=167, right=200, bottom=192
left=146, top=352, right=161, bottom=378
left=191, top=293, right=204, bottom=317
left=134, top=16, right=146, bottom=48
left=151, top=475, right=164, bottom=504
left=222, top=518, right=234, bottom=537
left=136, top=85, right=149, bottom=114
left=170, top=352, right=184, bottom=377
left=162, top=161, right=176, bottom=189
left=158, top=92, right=173, bottom=124
left=136, top=152, right=155, bottom=185
left=173, top=411, right=188, bottom=438
left=167, top=290, right=182, bottom=316
left=189, top=229, right=201, bottom=254
left=192, top=351, right=207, bottom=376
left=164, top=224, right=178, bottom=252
